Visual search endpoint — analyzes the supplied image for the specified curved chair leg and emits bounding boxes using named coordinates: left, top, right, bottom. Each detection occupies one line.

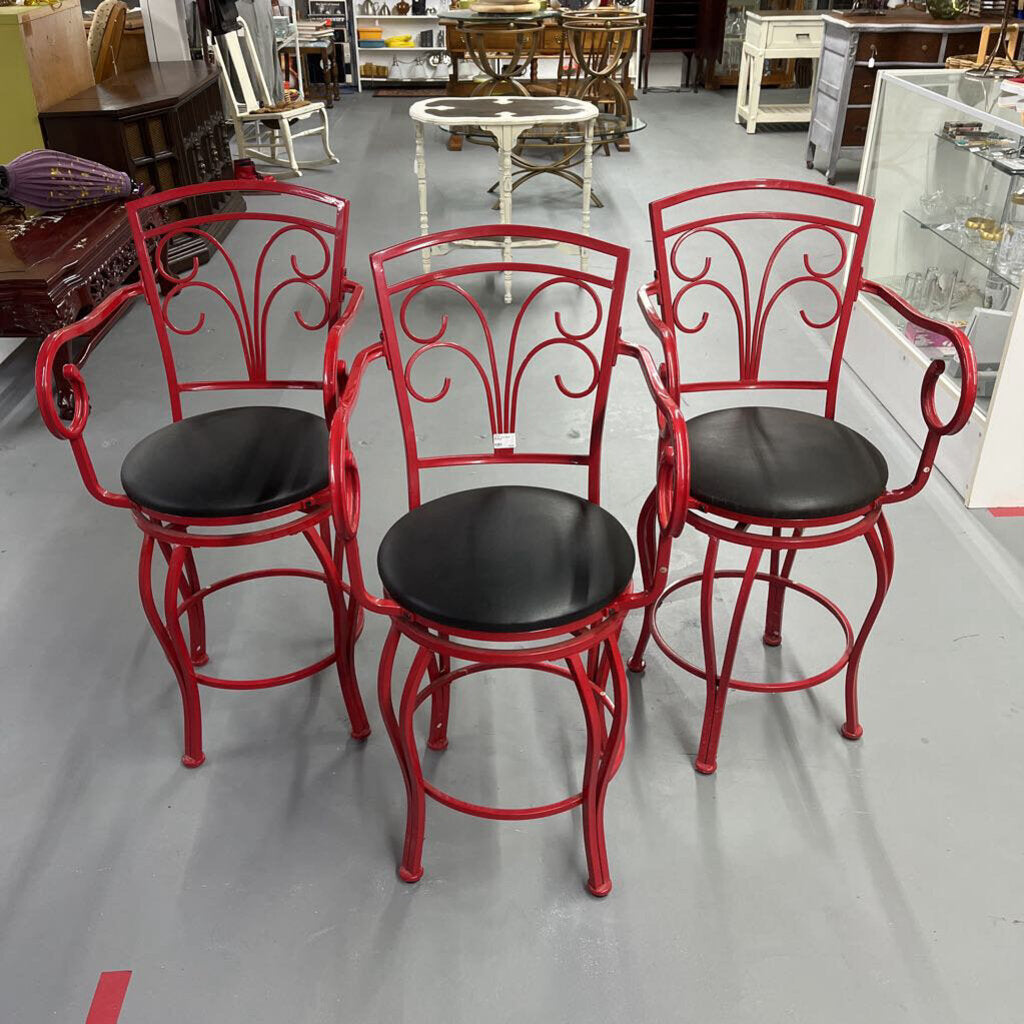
left=306, top=526, right=371, bottom=740
left=842, top=516, right=893, bottom=741
left=763, top=527, right=802, bottom=647
left=426, top=644, right=451, bottom=752
left=157, top=538, right=207, bottom=666
left=142, top=539, right=204, bottom=768
left=181, top=550, right=208, bottom=665
left=569, top=648, right=614, bottom=897
left=281, top=121, right=301, bottom=177
left=595, top=636, right=628, bottom=815
left=696, top=542, right=763, bottom=775
left=628, top=488, right=659, bottom=673
left=397, top=646, right=434, bottom=883
left=320, top=107, right=340, bottom=164
left=695, top=538, right=720, bottom=773
left=377, top=626, right=430, bottom=882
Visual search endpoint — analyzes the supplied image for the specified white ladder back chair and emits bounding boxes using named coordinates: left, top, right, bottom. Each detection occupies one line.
left=213, top=18, right=338, bottom=177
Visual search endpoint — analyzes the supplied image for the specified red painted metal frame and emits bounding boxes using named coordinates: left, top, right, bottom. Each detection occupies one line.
left=331, top=224, right=688, bottom=895
left=630, top=180, right=978, bottom=774
left=34, top=180, right=370, bottom=768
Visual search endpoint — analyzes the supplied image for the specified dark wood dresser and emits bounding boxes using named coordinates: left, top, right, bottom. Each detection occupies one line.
left=807, top=9, right=1000, bottom=183
left=38, top=61, right=241, bottom=267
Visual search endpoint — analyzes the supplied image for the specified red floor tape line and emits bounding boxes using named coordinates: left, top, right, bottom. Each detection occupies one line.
left=86, top=971, right=132, bottom=1024
left=990, top=507, right=1024, bottom=518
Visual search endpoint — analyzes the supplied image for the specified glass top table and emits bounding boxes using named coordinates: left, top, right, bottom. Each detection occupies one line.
left=438, top=9, right=559, bottom=25
left=445, top=113, right=646, bottom=146
left=440, top=8, right=558, bottom=99
left=442, top=114, right=645, bottom=209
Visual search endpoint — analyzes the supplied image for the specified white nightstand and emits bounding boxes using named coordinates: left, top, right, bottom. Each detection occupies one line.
left=735, top=10, right=823, bottom=135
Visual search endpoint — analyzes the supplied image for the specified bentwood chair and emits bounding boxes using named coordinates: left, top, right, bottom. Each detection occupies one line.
left=330, top=225, right=687, bottom=895
left=629, top=179, right=977, bottom=774
left=35, top=180, right=370, bottom=767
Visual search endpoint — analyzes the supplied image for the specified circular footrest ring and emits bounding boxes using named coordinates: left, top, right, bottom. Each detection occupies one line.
left=412, top=659, right=621, bottom=821
left=176, top=567, right=344, bottom=691
left=651, top=570, right=855, bottom=694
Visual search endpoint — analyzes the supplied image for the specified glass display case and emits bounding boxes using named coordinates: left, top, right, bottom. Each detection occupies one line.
left=851, top=68, right=1024, bottom=508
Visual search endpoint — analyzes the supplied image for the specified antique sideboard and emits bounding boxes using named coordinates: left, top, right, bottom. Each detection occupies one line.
left=807, top=9, right=1000, bottom=183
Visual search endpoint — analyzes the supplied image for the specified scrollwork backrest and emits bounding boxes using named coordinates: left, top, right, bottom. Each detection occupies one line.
left=370, top=226, right=630, bottom=508
left=126, top=180, right=351, bottom=420
left=649, top=180, right=873, bottom=416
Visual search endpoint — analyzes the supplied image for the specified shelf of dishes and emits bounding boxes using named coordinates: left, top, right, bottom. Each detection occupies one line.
left=360, top=54, right=452, bottom=80
left=358, top=24, right=445, bottom=47
left=906, top=187, right=1024, bottom=290
left=936, top=120, right=1024, bottom=176
left=356, top=3, right=444, bottom=13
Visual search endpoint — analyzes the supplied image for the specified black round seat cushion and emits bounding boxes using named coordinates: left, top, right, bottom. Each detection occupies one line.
left=120, top=406, right=329, bottom=518
left=377, top=485, right=636, bottom=633
left=687, top=406, right=889, bottom=520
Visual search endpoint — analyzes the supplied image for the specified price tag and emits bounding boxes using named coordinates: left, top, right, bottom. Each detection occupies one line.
left=493, top=432, right=516, bottom=450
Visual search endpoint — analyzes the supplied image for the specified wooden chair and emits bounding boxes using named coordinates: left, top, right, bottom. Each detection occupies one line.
left=213, top=17, right=338, bottom=178
left=88, top=0, right=127, bottom=83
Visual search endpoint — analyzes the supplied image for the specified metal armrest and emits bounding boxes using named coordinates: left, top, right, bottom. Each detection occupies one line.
left=322, top=279, right=365, bottom=422
left=860, top=279, right=978, bottom=504
left=617, top=338, right=689, bottom=609
left=34, top=283, right=144, bottom=509
left=637, top=280, right=679, bottom=391
left=329, top=341, right=400, bottom=616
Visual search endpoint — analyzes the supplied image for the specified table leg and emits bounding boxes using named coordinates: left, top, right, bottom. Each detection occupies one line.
left=415, top=122, right=431, bottom=273
left=746, top=53, right=764, bottom=135
left=581, top=120, right=593, bottom=274
left=498, top=125, right=516, bottom=304
left=735, top=46, right=749, bottom=125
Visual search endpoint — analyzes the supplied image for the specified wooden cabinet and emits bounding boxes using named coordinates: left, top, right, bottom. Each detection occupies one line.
left=0, top=0, right=95, bottom=163
left=640, top=0, right=707, bottom=91
left=38, top=62, right=241, bottom=269
left=807, top=10, right=999, bottom=184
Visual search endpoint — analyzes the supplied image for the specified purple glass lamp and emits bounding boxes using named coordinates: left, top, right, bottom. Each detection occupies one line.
left=0, top=149, right=142, bottom=211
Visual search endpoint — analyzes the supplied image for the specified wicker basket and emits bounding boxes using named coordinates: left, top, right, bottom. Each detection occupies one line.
left=946, top=53, right=1020, bottom=72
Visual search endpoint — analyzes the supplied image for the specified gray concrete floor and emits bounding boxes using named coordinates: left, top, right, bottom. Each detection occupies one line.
left=1, top=83, right=1023, bottom=1023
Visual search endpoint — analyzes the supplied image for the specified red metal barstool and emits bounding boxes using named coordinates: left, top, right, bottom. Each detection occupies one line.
left=35, top=180, right=370, bottom=767
left=330, top=224, right=687, bottom=894
left=628, top=179, right=978, bottom=774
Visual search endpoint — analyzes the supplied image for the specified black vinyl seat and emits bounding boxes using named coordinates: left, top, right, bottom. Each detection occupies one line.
left=687, top=406, right=889, bottom=520
left=120, top=406, right=329, bottom=518
left=377, top=485, right=636, bottom=633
